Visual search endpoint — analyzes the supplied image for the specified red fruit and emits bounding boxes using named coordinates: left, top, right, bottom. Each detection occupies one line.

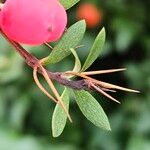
left=0, top=0, right=67, bottom=45
left=76, top=2, right=101, bottom=28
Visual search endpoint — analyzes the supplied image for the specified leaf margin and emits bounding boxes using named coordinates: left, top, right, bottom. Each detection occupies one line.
left=44, top=20, right=86, bottom=65
left=52, top=88, right=70, bottom=137
left=74, top=89, right=111, bottom=131
left=59, top=0, right=80, bottom=10
left=81, top=27, right=106, bottom=71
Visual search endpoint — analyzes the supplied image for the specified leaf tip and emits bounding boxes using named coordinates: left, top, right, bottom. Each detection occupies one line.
left=80, top=19, right=86, bottom=27
left=107, top=125, right=111, bottom=131
left=101, top=26, right=105, bottom=32
left=52, top=133, right=57, bottom=138
left=52, top=118, right=64, bottom=138
left=102, top=122, right=111, bottom=131
left=101, top=27, right=106, bottom=38
left=52, top=133, right=59, bottom=138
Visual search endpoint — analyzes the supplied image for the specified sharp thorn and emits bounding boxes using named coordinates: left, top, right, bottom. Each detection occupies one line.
left=33, top=67, right=58, bottom=103
left=69, top=72, right=139, bottom=93
left=44, top=42, right=53, bottom=50
left=39, top=61, right=72, bottom=122
left=96, top=81, right=140, bottom=93
left=81, top=68, right=127, bottom=75
left=75, top=45, right=85, bottom=49
left=101, top=88, right=117, bottom=93
left=91, top=83, right=121, bottom=104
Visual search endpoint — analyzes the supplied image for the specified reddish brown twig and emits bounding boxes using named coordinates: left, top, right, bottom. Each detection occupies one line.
left=0, top=29, right=139, bottom=107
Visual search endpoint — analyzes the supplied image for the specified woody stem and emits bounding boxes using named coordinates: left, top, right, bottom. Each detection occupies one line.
left=0, top=29, right=88, bottom=91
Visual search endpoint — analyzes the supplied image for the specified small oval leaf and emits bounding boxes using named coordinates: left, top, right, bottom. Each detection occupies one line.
left=81, top=27, right=106, bottom=71
left=44, top=20, right=86, bottom=65
left=60, top=0, right=80, bottom=10
left=70, top=48, right=81, bottom=73
left=52, top=88, right=70, bottom=137
left=74, top=90, right=111, bottom=131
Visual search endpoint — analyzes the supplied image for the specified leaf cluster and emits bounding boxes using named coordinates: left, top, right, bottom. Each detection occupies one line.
left=42, top=1, right=110, bottom=137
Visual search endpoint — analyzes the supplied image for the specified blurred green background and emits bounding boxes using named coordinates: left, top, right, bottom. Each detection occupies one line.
left=0, top=0, right=150, bottom=150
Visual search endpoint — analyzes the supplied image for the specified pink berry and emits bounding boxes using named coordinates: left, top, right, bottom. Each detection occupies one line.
left=0, top=0, right=67, bottom=45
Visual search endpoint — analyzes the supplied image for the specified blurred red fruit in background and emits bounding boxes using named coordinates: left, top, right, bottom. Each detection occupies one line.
left=76, top=2, right=102, bottom=28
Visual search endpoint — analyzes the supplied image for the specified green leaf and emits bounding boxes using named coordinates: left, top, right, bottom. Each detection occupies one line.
left=59, top=0, right=80, bottom=10
left=81, top=27, right=106, bottom=71
left=70, top=48, right=81, bottom=73
left=74, top=90, right=111, bottom=130
left=52, top=88, right=70, bottom=137
left=44, top=20, right=86, bottom=65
